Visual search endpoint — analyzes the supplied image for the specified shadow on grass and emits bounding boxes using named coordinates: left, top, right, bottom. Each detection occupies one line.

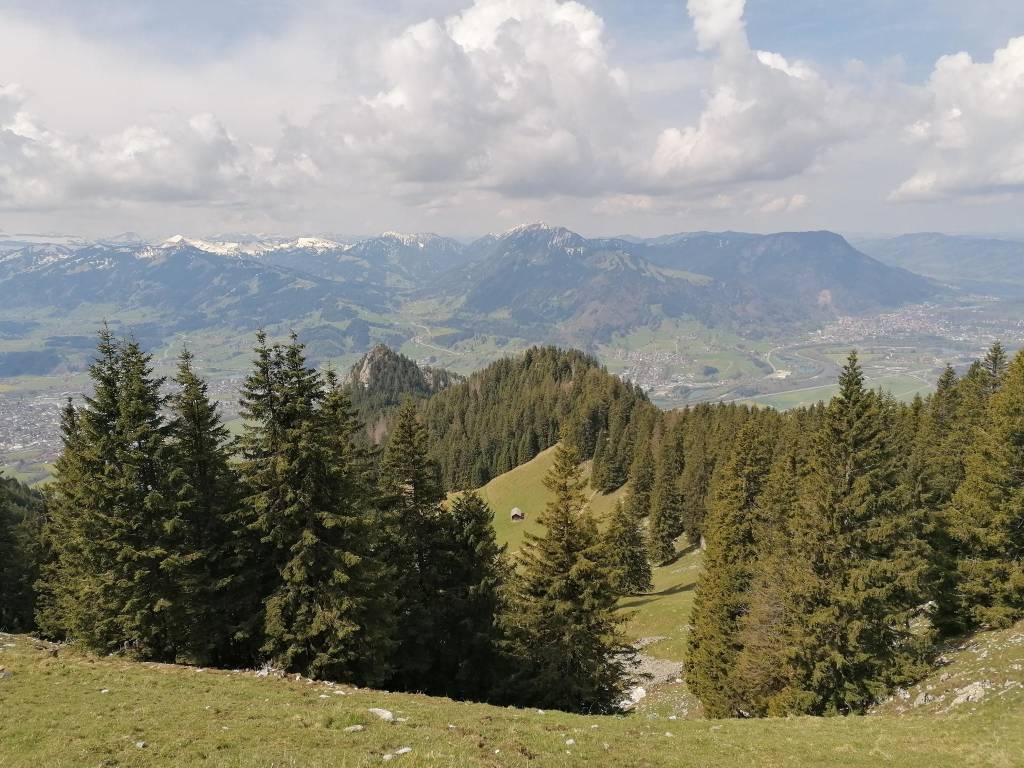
left=620, top=580, right=696, bottom=610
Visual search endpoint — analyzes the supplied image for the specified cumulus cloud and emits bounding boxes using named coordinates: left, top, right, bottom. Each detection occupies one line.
left=0, top=83, right=316, bottom=210
left=2, top=0, right=1021, bottom=235
left=891, top=36, right=1024, bottom=201
left=687, top=0, right=747, bottom=52
left=649, top=0, right=865, bottom=190
left=301, top=0, right=632, bottom=198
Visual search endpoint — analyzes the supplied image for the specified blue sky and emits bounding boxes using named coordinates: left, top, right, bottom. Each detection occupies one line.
left=1, top=0, right=1023, bottom=238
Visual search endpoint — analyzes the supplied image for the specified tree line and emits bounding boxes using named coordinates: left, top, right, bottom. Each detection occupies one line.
left=3, top=330, right=641, bottom=713
left=680, top=344, right=1024, bottom=716
left=3, top=332, right=1022, bottom=717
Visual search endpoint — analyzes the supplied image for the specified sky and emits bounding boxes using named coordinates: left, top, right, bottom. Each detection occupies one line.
left=1, top=0, right=1023, bottom=240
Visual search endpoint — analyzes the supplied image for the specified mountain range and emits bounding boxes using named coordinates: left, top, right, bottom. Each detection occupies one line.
left=854, top=233, right=1024, bottom=296
left=0, top=224, right=941, bottom=375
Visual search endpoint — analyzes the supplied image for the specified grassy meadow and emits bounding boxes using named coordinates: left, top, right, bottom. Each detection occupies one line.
left=2, top=623, right=1021, bottom=768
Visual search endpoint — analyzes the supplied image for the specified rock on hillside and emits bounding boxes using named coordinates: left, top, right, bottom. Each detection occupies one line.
left=871, top=620, right=1024, bottom=716
left=344, top=345, right=462, bottom=443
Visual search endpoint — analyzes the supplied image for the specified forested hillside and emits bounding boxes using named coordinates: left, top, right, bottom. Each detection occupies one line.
left=0, top=474, right=44, bottom=632
left=3, top=330, right=1023, bottom=723
left=420, top=346, right=656, bottom=488
left=343, top=344, right=462, bottom=443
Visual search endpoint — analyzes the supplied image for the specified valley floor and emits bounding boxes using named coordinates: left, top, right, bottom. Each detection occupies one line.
left=1, top=630, right=1021, bottom=768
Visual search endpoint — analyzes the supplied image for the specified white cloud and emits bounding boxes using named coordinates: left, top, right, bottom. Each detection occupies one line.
left=0, top=86, right=316, bottom=210
left=301, top=0, right=632, bottom=198
left=687, top=0, right=747, bottom=52
left=649, top=0, right=866, bottom=190
left=891, top=36, right=1024, bottom=201
left=1, top=0, right=1022, bottom=236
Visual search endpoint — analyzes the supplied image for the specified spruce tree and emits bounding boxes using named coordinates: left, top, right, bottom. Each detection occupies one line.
left=110, top=339, right=177, bottom=658
left=0, top=476, right=41, bottom=631
left=601, top=499, right=653, bottom=595
left=243, top=336, right=394, bottom=682
left=165, top=349, right=252, bottom=664
left=949, top=350, right=1024, bottom=628
left=730, top=429, right=815, bottom=716
left=625, top=438, right=656, bottom=519
left=436, top=491, right=509, bottom=700
left=905, top=365, right=965, bottom=634
left=590, top=427, right=609, bottom=491
left=686, top=418, right=776, bottom=717
left=647, top=440, right=683, bottom=564
left=983, top=341, right=1008, bottom=394
left=378, top=398, right=446, bottom=689
left=794, top=352, right=931, bottom=713
left=38, top=331, right=178, bottom=658
left=507, top=441, right=632, bottom=713
left=0, top=480, right=19, bottom=629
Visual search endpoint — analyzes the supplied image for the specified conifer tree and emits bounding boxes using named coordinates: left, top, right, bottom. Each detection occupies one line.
left=0, top=476, right=40, bottom=631
left=165, top=349, right=252, bottom=664
left=0, top=480, right=20, bottom=628
left=507, top=441, right=632, bottom=712
left=38, top=331, right=178, bottom=658
left=647, top=440, right=683, bottom=564
left=949, top=350, right=1024, bottom=628
left=436, top=491, right=509, bottom=700
left=793, top=352, right=931, bottom=713
left=905, top=365, right=965, bottom=634
left=378, top=398, right=446, bottom=689
left=730, top=436, right=814, bottom=716
left=686, top=418, right=776, bottom=717
left=590, top=427, right=609, bottom=491
left=601, top=499, right=653, bottom=595
left=34, top=398, right=85, bottom=639
left=679, top=429, right=713, bottom=540
left=625, top=438, right=656, bottom=519
left=983, top=341, right=1008, bottom=394
left=241, top=334, right=394, bottom=681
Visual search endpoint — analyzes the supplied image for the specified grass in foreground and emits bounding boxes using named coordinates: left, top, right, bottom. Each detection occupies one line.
left=2, top=630, right=1022, bottom=768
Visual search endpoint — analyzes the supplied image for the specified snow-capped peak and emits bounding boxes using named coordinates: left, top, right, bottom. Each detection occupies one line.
left=277, top=237, right=344, bottom=253
left=160, top=235, right=246, bottom=256
left=380, top=231, right=433, bottom=248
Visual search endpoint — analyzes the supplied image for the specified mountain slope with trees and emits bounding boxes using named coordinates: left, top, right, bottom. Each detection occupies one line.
left=6, top=328, right=1023, bottom=725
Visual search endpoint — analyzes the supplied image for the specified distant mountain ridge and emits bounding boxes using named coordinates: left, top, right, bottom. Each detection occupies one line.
left=0, top=224, right=940, bottom=374
left=434, top=224, right=935, bottom=342
left=854, top=232, right=1024, bottom=296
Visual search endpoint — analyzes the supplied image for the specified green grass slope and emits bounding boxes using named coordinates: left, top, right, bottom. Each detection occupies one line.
left=872, top=620, right=1024, bottom=717
left=463, top=446, right=701, bottom=712
left=460, top=445, right=628, bottom=554
left=2, top=630, right=1021, bottom=768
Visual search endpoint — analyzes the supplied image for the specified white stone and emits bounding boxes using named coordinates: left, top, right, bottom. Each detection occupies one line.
left=951, top=681, right=987, bottom=706
left=343, top=725, right=364, bottom=733
left=368, top=708, right=395, bottom=722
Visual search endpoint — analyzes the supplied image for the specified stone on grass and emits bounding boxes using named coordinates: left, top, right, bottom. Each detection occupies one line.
left=343, top=725, right=364, bottom=733
left=368, top=707, right=395, bottom=722
left=951, top=681, right=987, bottom=706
